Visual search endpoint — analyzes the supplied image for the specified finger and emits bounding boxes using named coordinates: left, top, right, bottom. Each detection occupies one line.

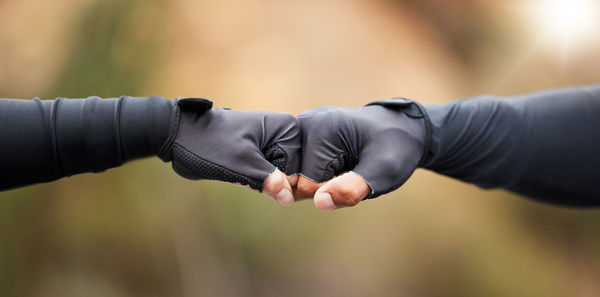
left=313, top=172, right=371, bottom=211
left=297, top=109, right=351, bottom=185
left=263, top=113, right=302, bottom=175
left=293, top=175, right=324, bottom=200
left=287, top=174, right=299, bottom=188
left=263, top=168, right=294, bottom=206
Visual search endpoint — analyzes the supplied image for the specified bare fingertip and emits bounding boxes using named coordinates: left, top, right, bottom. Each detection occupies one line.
left=314, top=192, right=335, bottom=211
left=275, top=188, right=294, bottom=206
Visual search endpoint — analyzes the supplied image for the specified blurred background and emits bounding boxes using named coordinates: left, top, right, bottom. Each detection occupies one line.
left=1, top=0, right=600, bottom=296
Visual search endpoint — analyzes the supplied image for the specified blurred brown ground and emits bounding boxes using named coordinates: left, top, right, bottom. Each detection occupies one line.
left=1, top=0, right=600, bottom=296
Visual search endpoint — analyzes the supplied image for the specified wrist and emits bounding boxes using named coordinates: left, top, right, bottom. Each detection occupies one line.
left=419, top=104, right=446, bottom=169
left=156, top=97, right=213, bottom=162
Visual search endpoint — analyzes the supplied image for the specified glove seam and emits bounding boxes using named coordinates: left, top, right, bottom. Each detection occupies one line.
left=414, top=102, right=432, bottom=167
left=157, top=98, right=181, bottom=161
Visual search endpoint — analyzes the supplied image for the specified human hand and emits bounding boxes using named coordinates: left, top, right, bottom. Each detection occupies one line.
left=294, top=99, right=430, bottom=210
left=158, top=98, right=302, bottom=206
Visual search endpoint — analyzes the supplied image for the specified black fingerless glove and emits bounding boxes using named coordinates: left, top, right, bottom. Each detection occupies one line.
left=298, top=98, right=431, bottom=198
left=158, top=98, right=302, bottom=191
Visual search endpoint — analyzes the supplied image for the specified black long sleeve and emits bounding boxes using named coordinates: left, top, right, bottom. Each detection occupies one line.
left=0, top=96, right=172, bottom=191
left=422, top=85, right=600, bottom=206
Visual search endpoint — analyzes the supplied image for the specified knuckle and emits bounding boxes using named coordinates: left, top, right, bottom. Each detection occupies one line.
left=298, top=106, right=334, bottom=118
left=302, top=114, right=340, bottom=139
left=269, top=112, right=297, bottom=124
left=296, top=178, right=319, bottom=197
left=267, top=113, right=302, bottom=141
left=282, top=113, right=298, bottom=123
left=286, top=119, right=301, bottom=137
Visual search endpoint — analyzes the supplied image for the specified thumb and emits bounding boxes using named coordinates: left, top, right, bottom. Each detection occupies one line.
left=263, top=169, right=296, bottom=206
left=313, top=172, right=371, bottom=211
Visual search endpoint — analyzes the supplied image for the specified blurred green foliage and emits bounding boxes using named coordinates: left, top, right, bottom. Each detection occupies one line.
left=45, top=0, right=161, bottom=98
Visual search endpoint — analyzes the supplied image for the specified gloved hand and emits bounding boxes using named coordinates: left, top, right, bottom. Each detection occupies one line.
left=294, top=98, right=431, bottom=210
left=158, top=98, right=302, bottom=205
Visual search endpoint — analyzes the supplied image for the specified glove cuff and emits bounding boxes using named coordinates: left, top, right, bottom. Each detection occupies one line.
left=157, top=98, right=213, bottom=162
left=365, top=97, right=433, bottom=167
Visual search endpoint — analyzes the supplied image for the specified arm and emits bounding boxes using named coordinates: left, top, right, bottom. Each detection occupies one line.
left=0, top=96, right=172, bottom=190
left=423, top=85, right=600, bottom=206
left=0, top=96, right=301, bottom=206
left=294, top=85, right=600, bottom=210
